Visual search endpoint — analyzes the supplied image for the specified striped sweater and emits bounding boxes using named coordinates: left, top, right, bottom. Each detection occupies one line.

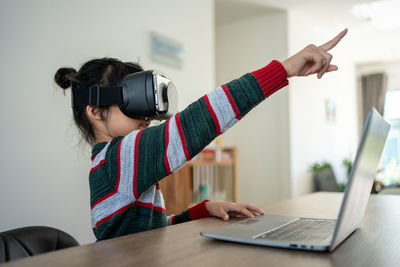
left=89, top=60, right=289, bottom=240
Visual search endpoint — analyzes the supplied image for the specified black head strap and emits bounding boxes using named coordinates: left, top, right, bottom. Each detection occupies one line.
left=71, top=85, right=123, bottom=107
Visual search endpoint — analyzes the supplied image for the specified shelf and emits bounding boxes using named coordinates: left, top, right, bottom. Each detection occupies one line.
left=159, top=147, right=237, bottom=215
left=188, top=160, right=233, bottom=166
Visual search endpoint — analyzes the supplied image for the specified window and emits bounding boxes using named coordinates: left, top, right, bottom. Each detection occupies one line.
left=377, top=90, right=400, bottom=185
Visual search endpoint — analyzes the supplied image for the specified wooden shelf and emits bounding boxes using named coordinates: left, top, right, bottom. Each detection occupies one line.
left=159, top=147, right=237, bottom=215
left=188, top=160, right=233, bottom=166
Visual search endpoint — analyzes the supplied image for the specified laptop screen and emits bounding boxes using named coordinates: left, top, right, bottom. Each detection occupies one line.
left=331, top=108, right=390, bottom=250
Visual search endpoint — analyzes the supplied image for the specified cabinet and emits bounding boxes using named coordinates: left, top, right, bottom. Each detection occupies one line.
left=159, top=148, right=237, bottom=215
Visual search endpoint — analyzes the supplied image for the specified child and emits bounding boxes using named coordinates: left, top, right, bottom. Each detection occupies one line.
left=54, top=29, right=347, bottom=241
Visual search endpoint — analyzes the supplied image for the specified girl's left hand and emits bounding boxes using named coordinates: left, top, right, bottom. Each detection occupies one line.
left=205, top=201, right=264, bottom=221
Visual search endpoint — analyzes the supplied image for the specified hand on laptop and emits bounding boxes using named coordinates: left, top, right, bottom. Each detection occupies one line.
left=282, top=28, right=347, bottom=79
left=205, top=201, right=265, bottom=221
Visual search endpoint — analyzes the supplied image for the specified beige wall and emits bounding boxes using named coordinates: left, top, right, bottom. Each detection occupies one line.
left=216, top=10, right=291, bottom=205
left=0, top=0, right=215, bottom=244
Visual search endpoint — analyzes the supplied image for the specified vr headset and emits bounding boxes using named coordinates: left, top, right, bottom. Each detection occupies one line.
left=71, top=70, right=178, bottom=120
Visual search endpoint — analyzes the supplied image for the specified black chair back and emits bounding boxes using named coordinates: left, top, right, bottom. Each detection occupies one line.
left=0, top=226, right=79, bottom=263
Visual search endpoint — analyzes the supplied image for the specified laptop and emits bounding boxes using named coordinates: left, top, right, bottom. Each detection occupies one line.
left=201, top=108, right=390, bottom=252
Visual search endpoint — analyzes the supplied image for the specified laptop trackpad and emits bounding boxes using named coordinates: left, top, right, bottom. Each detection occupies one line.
left=208, top=215, right=299, bottom=239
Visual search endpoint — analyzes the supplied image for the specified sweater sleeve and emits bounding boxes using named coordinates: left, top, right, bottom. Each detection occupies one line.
left=113, top=60, right=288, bottom=199
left=167, top=200, right=211, bottom=225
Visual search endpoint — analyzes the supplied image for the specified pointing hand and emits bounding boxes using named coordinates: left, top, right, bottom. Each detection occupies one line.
left=282, top=29, right=348, bottom=79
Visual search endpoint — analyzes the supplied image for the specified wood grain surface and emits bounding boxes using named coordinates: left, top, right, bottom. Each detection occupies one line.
left=4, top=192, right=400, bottom=267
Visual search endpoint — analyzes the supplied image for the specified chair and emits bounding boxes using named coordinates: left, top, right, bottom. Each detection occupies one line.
left=313, top=165, right=340, bottom=192
left=0, top=226, right=79, bottom=263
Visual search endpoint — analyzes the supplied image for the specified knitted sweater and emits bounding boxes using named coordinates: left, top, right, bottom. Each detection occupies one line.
left=89, top=60, right=289, bottom=240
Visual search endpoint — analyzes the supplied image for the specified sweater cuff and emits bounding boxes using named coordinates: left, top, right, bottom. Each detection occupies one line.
left=188, top=200, right=211, bottom=220
left=251, top=60, right=289, bottom=98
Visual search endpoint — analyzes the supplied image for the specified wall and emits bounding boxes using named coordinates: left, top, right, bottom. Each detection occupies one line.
left=287, top=11, right=359, bottom=196
left=0, top=0, right=214, bottom=244
left=287, top=8, right=400, bottom=196
left=216, top=10, right=291, bottom=205
left=3, top=0, right=397, bottom=246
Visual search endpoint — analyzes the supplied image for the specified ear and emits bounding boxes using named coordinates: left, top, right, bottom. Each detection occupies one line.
left=86, top=106, right=104, bottom=121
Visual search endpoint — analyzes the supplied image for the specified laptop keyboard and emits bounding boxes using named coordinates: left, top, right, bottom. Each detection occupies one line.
left=255, top=218, right=335, bottom=243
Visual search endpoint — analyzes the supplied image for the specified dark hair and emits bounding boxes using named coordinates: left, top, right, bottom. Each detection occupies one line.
left=54, top=58, right=143, bottom=145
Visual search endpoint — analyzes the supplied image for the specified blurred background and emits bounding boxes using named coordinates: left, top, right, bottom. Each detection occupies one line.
left=1, top=0, right=399, bottom=244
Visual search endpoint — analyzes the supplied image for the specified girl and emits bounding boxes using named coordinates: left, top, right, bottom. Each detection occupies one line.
left=55, top=29, right=347, bottom=241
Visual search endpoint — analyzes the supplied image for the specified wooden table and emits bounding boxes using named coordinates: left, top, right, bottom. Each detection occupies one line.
left=4, top=192, right=400, bottom=267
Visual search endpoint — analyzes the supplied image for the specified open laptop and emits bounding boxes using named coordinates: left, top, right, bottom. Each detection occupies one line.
left=201, top=108, right=390, bottom=252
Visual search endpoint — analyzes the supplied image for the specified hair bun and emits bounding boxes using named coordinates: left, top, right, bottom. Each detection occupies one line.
left=54, top=67, right=77, bottom=89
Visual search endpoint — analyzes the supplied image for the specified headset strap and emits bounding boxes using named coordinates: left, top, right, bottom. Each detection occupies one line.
left=71, top=85, right=123, bottom=107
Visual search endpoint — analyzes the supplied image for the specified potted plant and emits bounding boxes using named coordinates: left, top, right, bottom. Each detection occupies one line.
left=309, top=161, right=340, bottom=192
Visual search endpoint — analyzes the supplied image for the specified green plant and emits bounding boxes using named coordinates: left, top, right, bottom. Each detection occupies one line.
left=309, top=161, right=332, bottom=173
left=309, top=161, right=347, bottom=192
left=336, top=183, right=346, bottom=192
left=342, top=158, right=353, bottom=177
left=309, top=160, right=352, bottom=192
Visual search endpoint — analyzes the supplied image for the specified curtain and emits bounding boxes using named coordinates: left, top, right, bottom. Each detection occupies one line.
left=361, top=72, right=388, bottom=121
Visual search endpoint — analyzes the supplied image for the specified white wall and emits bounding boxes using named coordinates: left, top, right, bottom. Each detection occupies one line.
left=0, top=0, right=214, bottom=244
left=287, top=11, right=357, bottom=196
left=287, top=9, right=400, bottom=196
left=216, top=11, right=291, bottom=205
left=3, top=0, right=398, bottom=246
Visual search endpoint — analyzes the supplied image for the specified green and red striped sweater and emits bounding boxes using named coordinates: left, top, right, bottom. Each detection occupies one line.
left=89, top=60, right=289, bottom=240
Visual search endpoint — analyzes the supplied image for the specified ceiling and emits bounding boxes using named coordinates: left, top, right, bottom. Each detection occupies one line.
left=237, top=0, right=376, bottom=10
left=215, top=0, right=379, bottom=25
left=215, top=0, right=279, bottom=25
left=216, top=0, right=377, bottom=11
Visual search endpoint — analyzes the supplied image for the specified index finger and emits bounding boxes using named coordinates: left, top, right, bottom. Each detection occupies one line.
left=319, top=28, right=348, bottom=51
left=243, top=203, right=264, bottom=214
